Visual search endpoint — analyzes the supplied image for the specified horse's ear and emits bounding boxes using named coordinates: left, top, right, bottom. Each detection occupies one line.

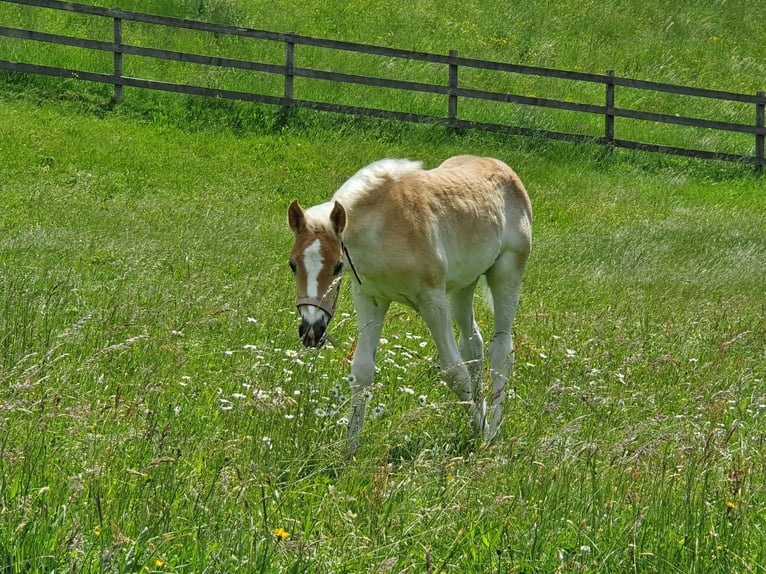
left=288, top=200, right=305, bottom=234
left=330, top=201, right=347, bottom=236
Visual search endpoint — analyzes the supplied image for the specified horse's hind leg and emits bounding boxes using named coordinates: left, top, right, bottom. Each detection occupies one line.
left=485, top=250, right=528, bottom=440
left=449, top=283, right=485, bottom=419
left=419, top=289, right=485, bottom=439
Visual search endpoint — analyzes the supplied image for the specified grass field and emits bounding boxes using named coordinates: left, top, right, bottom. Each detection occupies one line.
left=1, top=1, right=766, bottom=572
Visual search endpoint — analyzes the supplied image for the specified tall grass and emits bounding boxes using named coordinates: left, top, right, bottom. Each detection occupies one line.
left=1, top=0, right=766, bottom=572
left=1, top=90, right=764, bottom=571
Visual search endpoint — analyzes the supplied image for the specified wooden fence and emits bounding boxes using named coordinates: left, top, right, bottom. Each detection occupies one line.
left=1, top=0, right=764, bottom=171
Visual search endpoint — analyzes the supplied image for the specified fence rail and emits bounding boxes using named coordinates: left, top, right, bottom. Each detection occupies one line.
left=1, top=0, right=764, bottom=170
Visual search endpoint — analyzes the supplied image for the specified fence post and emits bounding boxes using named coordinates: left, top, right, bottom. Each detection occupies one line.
left=605, top=69, right=615, bottom=150
left=448, top=49, right=459, bottom=131
left=284, top=34, right=295, bottom=106
left=113, top=15, right=123, bottom=104
left=756, top=91, right=765, bottom=175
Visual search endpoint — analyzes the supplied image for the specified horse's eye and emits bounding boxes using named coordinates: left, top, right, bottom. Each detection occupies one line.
left=289, top=260, right=297, bottom=274
left=333, top=262, right=343, bottom=276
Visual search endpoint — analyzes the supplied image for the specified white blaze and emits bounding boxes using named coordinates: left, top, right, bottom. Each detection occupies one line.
left=301, top=239, right=326, bottom=322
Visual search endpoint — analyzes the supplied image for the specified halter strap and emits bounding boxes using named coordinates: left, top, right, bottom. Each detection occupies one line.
left=296, top=275, right=343, bottom=318
left=342, top=242, right=363, bottom=285
left=296, top=296, right=337, bottom=318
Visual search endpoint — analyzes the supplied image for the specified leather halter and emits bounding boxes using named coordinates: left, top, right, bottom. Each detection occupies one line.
left=295, top=277, right=342, bottom=318
left=295, top=242, right=361, bottom=318
left=342, top=241, right=363, bottom=286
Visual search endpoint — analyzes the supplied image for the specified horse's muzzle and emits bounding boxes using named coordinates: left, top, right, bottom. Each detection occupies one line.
left=299, top=317, right=327, bottom=348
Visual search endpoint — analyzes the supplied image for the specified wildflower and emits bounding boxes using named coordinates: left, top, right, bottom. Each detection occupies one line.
left=154, top=558, right=166, bottom=569
left=273, top=527, right=291, bottom=541
left=219, top=399, right=234, bottom=411
left=726, top=501, right=737, bottom=510
left=399, top=386, right=415, bottom=395
left=371, top=404, right=385, bottom=417
left=418, top=395, right=428, bottom=406
left=94, top=526, right=101, bottom=537
left=314, top=408, right=327, bottom=417
left=565, top=348, right=576, bottom=358
left=247, top=317, right=257, bottom=323
left=337, top=416, right=349, bottom=426
left=419, top=341, right=428, bottom=348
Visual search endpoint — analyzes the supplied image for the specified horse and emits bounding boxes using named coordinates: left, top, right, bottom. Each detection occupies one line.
left=287, top=155, right=532, bottom=456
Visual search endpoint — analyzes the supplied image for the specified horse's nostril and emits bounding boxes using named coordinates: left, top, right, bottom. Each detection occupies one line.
left=299, top=320, right=326, bottom=348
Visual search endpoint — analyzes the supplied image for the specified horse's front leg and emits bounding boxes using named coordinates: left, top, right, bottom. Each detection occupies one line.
left=347, top=287, right=390, bottom=457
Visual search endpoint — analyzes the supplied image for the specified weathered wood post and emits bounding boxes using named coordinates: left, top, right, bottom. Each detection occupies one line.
left=448, top=49, right=459, bottom=132
left=113, top=14, right=123, bottom=104
left=277, top=33, right=296, bottom=127
left=756, top=91, right=765, bottom=175
left=284, top=33, right=295, bottom=106
left=605, top=69, right=615, bottom=151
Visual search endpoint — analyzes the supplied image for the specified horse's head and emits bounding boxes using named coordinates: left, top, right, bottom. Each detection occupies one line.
left=287, top=199, right=347, bottom=348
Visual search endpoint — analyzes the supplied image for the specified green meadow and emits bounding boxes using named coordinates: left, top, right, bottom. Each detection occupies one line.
left=1, top=1, right=765, bottom=572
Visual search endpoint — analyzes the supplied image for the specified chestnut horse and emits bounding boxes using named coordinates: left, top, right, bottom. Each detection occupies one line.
left=288, top=156, right=531, bottom=455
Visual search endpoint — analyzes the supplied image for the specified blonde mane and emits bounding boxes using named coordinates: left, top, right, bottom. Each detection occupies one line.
left=333, top=158, right=422, bottom=207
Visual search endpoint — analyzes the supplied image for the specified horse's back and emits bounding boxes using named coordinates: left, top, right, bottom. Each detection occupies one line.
left=428, top=155, right=531, bottom=250
left=341, top=155, right=531, bottom=295
left=436, top=155, right=530, bottom=216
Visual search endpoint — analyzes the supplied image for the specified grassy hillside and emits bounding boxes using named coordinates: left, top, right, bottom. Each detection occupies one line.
left=2, top=0, right=764, bottom=159
left=1, top=0, right=766, bottom=572
left=3, top=0, right=766, bottom=93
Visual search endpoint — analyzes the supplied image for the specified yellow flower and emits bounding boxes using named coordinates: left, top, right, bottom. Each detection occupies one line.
left=94, top=526, right=101, bottom=537
left=726, top=501, right=737, bottom=510
left=273, top=527, right=291, bottom=541
left=154, top=559, right=166, bottom=569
